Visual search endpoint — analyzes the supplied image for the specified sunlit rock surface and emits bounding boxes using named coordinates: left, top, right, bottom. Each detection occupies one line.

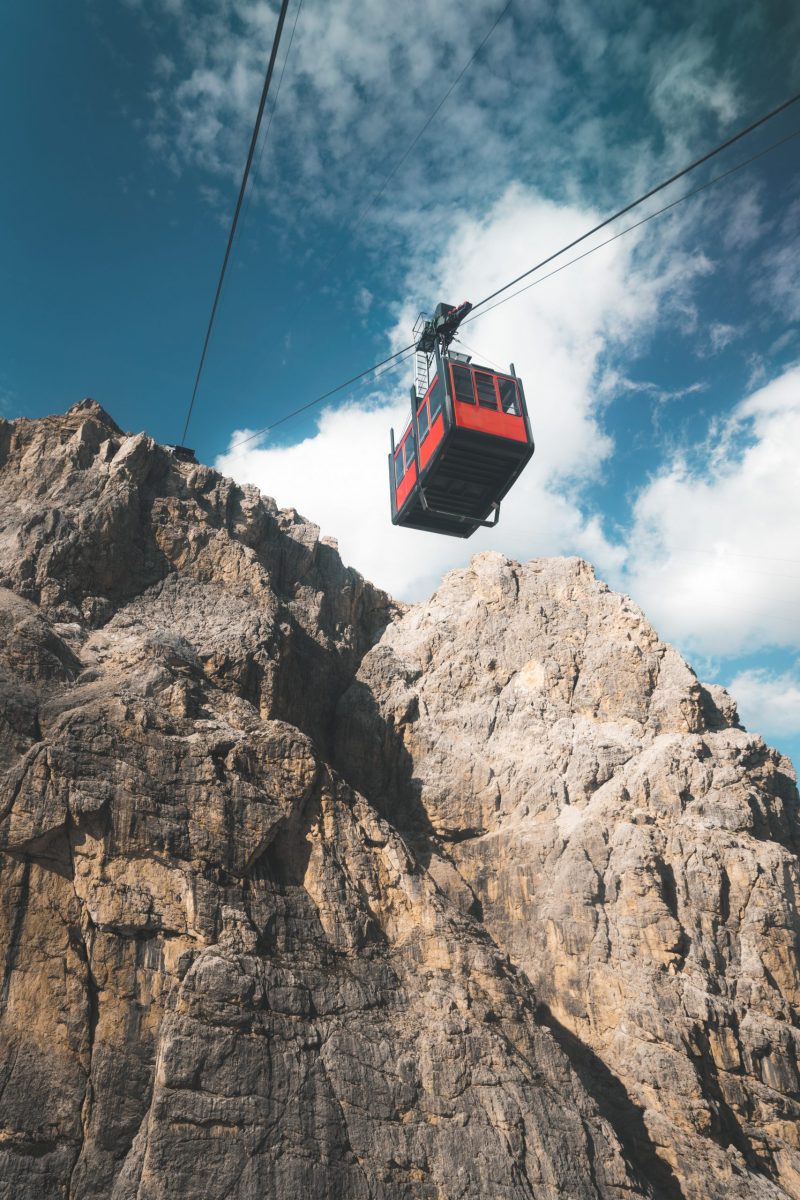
left=0, top=402, right=797, bottom=1199
left=338, top=552, right=800, bottom=1200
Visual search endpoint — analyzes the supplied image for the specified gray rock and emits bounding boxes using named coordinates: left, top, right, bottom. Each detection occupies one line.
left=0, top=404, right=796, bottom=1199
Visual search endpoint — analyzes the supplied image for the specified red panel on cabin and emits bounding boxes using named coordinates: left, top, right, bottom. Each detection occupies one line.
left=449, top=363, right=529, bottom=444
left=454, top=401, right=529, bottom=442
left=395, top=456, right=417, bottom=509
left=420, top=411, right=444, bottom=468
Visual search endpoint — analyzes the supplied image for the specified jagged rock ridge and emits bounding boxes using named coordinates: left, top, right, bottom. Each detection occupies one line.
left=0, top=401, right=797, bottom=1200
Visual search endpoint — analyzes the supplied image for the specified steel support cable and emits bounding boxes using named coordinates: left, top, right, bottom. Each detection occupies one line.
left=623, top=542, right=800, bottom=581
left=652, top=561, right=800, bottom=583
left=180, top=0, right=293, bottom=445
left=284, top=0, right=512, bottom=326
left=468, top=90, right=800, bottom=318
left=224, top=98, right=800, bottom=453
left=660, top=547, right=800, bottom=566
left=642, top=581, right=800, bottom=618
left=452, top=335, right=505, bottom=371
left=237, top=0, right=304, bottom=244
left=463, top=125, right=800, bottom=325
left=228, top=344, right=418, bottom=449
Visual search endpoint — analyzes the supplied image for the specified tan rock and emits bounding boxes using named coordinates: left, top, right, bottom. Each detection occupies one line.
left=1, top=405, right=798, bottom=1199
left=339, top=550, right=800, bottom=1200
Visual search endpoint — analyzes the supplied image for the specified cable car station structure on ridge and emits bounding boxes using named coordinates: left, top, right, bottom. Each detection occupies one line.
left=389, top=301, right=535, bottom=538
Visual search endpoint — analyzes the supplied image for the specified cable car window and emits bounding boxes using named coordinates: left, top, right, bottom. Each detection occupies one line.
left=475, top=372, right=498, bottom=409
left=418, top=402, right=430, bottom=442
left=429, top=378, right=442, bottom=421
left=405, top=431, right=416, bottom=471
left=395, top=449, right=405, bottom=485
left=498, top=377, right=519, bottom=415
left=451, top=364, right=475, bottom=404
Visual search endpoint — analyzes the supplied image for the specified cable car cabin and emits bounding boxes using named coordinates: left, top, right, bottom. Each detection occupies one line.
left=389, top=341, right=534, bottom=538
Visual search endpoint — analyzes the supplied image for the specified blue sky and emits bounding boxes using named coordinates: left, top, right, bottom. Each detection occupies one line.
left=2, top=0, right=800, bottom=764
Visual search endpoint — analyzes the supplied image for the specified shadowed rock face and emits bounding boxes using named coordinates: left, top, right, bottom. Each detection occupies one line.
left=0, top=402, right=797, bottom=1199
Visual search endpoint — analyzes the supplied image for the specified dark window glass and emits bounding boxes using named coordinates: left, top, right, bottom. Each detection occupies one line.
left=418, top=402, right=430, bottom=442
left=451, top=364, right=475, bottom=404
left=498, top=377, right=519, bottom=414
left=395, top=449, right=405, bottom=485
left=405, top=431, right=416, bottom=472
left=475, top=372, right=498, bottom=409
left=429, top=377, right=443, bottom=421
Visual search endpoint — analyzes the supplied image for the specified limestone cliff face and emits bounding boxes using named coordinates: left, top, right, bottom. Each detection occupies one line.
left=338, top=552, right=800, bottom=1200
left=0, top=402, right=797, bottom=1200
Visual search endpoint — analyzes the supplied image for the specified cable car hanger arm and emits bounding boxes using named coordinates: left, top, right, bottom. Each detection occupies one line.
left=416, top=300, right=474, bottom=352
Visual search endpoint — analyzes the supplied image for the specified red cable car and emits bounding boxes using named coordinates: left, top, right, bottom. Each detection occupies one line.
left=389, top=301, right=534, bottom=537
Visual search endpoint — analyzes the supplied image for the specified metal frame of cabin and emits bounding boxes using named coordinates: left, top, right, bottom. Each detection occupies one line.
left=389, top=331, right=534, bottom=538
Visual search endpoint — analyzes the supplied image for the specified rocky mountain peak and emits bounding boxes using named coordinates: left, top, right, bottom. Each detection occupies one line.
left=0, top=406, right=798, bottom=1200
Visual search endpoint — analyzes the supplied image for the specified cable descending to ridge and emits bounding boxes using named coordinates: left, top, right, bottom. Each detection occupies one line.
left=226, top=90, right=800, bottom=453
left=237, top=0, right=304, bottom=248
left=230, top=343, right=419, bottom=448
left=180, top=0, right=294, bottom=445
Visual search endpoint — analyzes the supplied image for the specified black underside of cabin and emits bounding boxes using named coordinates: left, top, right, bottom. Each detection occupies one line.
left=396, top=427, right=534, bottom=538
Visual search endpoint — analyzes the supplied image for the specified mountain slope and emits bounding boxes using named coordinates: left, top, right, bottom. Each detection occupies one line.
left=0, top=401, right=797, bottom=1199
left=337, top=552, right=800, bottom=1199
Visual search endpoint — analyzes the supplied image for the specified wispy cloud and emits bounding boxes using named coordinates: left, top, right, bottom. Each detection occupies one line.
left=719, top=182, right=767, bottom=251
left=707, top=321, right=741, bottom=354
left=153, top=51, right=175, bottom=78
left=354, top=286, right=373, bottom=317
left=649, top=32, right=740, bottom=153
left=601, top=371, right=708, bottom=405
left=131, top=0, right=765, bottom=244
left=757, top=232, right=800, bottom=324
left=0, top=380, right=20, bottom=418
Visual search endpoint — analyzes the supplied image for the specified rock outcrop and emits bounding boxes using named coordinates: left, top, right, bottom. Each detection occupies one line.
left=338, top=553, right=800, bottom=1199
left=0, top=402, right=797, bottom=1199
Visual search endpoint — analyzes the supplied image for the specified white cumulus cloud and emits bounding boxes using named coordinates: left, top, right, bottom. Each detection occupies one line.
left=619, top=364, right=800, bottom=657
left=727, top=666, right=800, bottom=741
